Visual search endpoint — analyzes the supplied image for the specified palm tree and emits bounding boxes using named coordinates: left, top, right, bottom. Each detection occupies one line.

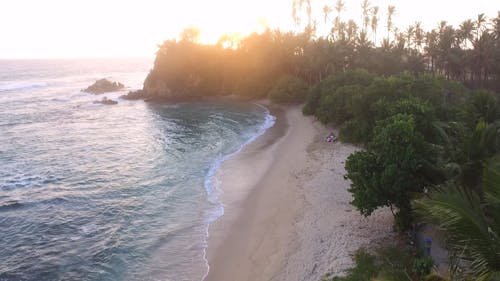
left=461, top=120, right=500, bottom=199
left=406, top=25, right=415, bottom=50
left=414, top=157, right=500, bottom=280
left=425, top=29, right=438, bottom=73
left=475, top=13, right=488, bottom=40
left=361, top=0, right=371, bottom=33
left=436, top=21, right=456, bottom=78
left=414, top=22, right=424, bottom=53
left=386, top=5, right=396, bottom=43
left=459, top=19, right=475, bottom=49
left=493, top=12, right=500, bottom=40
left=394, top=29, right=406, bottom=51
left=334, top=0, right=345, bottom=26
left=472, top=31, right=496, bottom=87
left=322, top=5, right=332, bottom=24
left=358, top=30, right=373, bottom=49
left=346, top=19, right=359, bottom=45
left=371, top=6, right=379, bottom=44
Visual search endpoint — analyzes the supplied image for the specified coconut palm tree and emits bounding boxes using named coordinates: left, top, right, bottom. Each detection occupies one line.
left=425, top=29, right=439, bottom=73
left=493, top=12, right=500, bottom=40
left=371, top=6, right=379, bottom=44
left=476, top=13, right=488, bottom=40
left=414, top=157, right=500, bottom=280
left=386, top=5, right=396, bottom=43
left=346, top=19, right=359, bottom=45
left=406, top=25, right=415, bottom=50
left=414, top=22, right=424, bottom=53
left=361, top=0, right=371, bottom=33
left=472, top=31, right=496, bottom=87
left=459, top=19, right=475, bottom=49
left=322, top=5, right=332, bottom=24
left=334, top=0, right=346, bottom=27
left=461, top=120, right=500, bottom=199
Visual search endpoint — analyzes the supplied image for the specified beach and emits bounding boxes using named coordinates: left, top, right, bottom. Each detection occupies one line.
left=205, top=105, right=396, bottom=281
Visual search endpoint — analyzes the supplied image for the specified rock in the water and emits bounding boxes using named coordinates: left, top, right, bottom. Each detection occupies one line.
left=120, top=90, right=145, bottom=100
left=84, top=79, right=124, bottom=94
left=93, top=97, right=118, bottom=105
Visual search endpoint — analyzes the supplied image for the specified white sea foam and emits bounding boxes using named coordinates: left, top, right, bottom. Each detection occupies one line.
left=200, top=105, right=276, bottom=281
left=0, top=81, right=49, bottom=92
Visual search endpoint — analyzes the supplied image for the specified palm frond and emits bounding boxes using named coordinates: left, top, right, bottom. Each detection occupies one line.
left=414, top=182, right=500, bottom=278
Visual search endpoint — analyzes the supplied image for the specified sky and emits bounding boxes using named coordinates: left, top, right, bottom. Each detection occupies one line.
left=0, top=0, right=498, bottom=59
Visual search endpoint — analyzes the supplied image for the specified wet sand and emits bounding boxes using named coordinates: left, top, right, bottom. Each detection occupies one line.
left=205, top=105, right=396, bottom=281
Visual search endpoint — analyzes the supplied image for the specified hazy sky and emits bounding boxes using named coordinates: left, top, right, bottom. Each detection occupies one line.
left=0, top=0, right=498, bottom=58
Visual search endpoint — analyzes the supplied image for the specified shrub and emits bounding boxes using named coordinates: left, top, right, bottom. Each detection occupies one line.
left=328, top=249, right=379, bottom=281
left=413, top=256, right=434, bottom=278
left=269, top=75, right=309, bottom=104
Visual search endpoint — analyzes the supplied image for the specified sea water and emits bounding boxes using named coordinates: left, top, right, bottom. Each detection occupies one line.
left=0, top=59, right=274, bottom=281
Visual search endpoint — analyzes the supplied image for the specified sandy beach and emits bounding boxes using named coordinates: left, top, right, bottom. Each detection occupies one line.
left=205, top=105, right=396, bottom=281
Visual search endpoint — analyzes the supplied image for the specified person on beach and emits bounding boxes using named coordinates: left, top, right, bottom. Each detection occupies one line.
left=325, top=132, right=336, bottom=143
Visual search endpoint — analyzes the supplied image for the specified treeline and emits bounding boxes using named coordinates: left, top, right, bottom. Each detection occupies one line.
left=142, top=5, right=500, bottom=101
left=143, top=29, right=312, bottom=100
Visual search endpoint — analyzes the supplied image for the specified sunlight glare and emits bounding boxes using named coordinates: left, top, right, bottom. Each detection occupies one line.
left=0, top=0, right=498, bottom=58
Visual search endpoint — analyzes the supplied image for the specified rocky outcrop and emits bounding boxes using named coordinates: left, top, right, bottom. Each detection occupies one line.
left=84, top=79, right=124, bottom=94
left=93, top=97, right=118, bottom=105
left=142, top=74, right=177, bottom=100
left=141, top=72, right=204, bottom=101
left=120, top=90, right=145, bottom=100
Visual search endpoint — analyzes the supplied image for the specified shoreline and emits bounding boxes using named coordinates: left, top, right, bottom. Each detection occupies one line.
left=204, top=105, right=396, bottom=281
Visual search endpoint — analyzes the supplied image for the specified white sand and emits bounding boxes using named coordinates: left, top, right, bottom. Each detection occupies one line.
left=204, top=105, right=396, bottom=281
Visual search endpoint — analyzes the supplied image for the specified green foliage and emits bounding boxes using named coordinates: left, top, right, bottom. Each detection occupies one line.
left=468, top=90, right=500, bottom=124
left=413, top=257, right=434, bottom=278
left=146, top=4, right=500, bottom=102
left=316, top=85, right=363, bottom=123
left=307, top=71, right=480, bottom=231
left=328, top=250, right=379, bottom=281
left=375, top=246, right=416, bottom=281
left=304, top=71, right=467, bottom=146
left=345, top=150, right=383, bottom=216
left=325, top=246, right=434, bottom=281
left=303, top=69, right=375, bottom=124
left=414, top=158, right=500, bottom=280
left=339, top=119, right=372, bottom=144
left=268, top=75, right=309, bottom=104
left=460, top=120, right=500, bottom=197
left=346, top=114, right=431, bottom=230
left=148, top=30, right=314, bottom=99
left=302, top=83, right=322, bottom=115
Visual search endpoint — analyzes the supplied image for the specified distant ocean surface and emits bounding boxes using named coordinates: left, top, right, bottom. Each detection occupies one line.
left=0, top=59, right=274, bottom=281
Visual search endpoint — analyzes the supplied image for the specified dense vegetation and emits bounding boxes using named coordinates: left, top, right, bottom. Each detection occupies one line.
left=323, top=247, right=436, bottom=281
left=143, top=4, right=500, bottom=100
left=145, top=1, right=500, bottom=279
left=307, top=70, right=500, bottom=280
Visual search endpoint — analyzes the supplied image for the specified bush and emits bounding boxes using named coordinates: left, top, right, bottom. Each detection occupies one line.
left=328, top=249, right=379, bottom=281
left=303, top=85, right=321, bottom=115
left=325, top=246, right=429, bottom=281
left=413, top=256, right=434, bottom=278
left=339, top=119, right=372, bottom=144
left=268, top=75, right=309, bottom=104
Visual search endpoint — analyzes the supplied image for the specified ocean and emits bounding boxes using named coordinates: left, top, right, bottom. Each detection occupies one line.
left=0, top=58, right=275, bottom=281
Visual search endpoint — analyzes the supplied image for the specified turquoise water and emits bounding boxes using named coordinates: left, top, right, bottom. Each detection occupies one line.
left=0, top=59, right=274, bottom=280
